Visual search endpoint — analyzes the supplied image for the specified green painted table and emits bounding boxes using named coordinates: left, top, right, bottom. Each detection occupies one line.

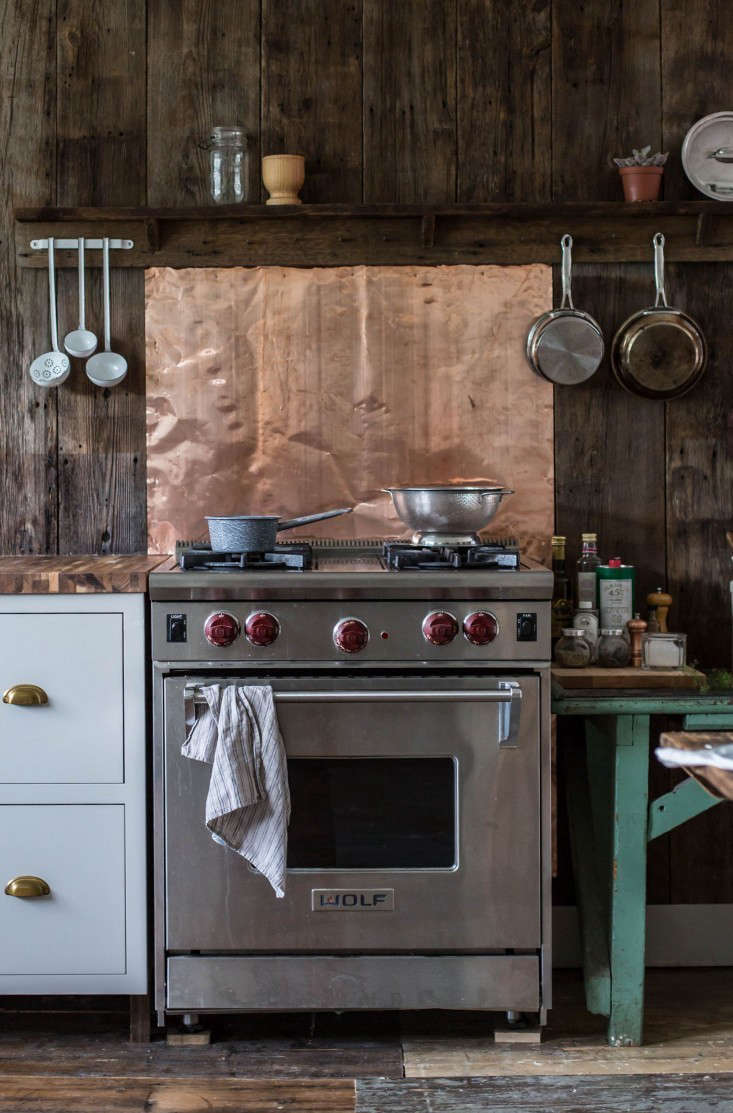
left=552, top=685, right=733, bottom=1047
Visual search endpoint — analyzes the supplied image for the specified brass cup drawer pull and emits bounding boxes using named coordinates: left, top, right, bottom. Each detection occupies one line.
left=4, top=875, right=51, bottom=898
left=2, top=684, right=48, bottom=706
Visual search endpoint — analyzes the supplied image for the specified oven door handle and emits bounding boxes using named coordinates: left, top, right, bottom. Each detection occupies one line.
left=183, top=683, right=522, bottom=748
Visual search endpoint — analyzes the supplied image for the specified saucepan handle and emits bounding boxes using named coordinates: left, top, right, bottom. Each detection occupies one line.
left=277, top=507, right=353, bottom=532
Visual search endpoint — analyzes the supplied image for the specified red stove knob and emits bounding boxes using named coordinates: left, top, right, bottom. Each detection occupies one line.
left=245, top=611, right=280, bottom=646
left=204, top=611, right=240, bottom=647
left=422, top=611, right=459, bottom=646
left=463, top=610, right=498, bottom=645
left=333, top=618, right=369, bottom=654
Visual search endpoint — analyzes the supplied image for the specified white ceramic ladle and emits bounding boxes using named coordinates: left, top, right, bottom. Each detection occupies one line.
left=29, top=238, right=71, bottom=388
left=63, top=236, right=97, bottom=358
left=85, top=238, right=127, bottom=388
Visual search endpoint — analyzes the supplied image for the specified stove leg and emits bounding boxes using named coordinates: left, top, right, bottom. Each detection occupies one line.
left=493, top=1011, right=542, bottom=1044
left=166, top=1011, right=211, bottom=1046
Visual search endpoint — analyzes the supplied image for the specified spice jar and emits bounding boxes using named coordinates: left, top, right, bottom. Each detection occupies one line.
left=573, top=600, right=600, bottom=661
left=209, top=125, right=248, bottom=204
left=597, top=628, right=631, bottom=668
left=554, top=628, right=592, bottom=668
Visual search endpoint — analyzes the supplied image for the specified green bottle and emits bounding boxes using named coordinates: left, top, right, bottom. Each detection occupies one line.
left=596, top=558, right=635, bottom=632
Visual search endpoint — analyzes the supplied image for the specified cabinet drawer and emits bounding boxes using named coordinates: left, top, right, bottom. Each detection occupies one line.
left=0, top=613, right=123, bottom=783
left=0, top=804, right=125, bottom=975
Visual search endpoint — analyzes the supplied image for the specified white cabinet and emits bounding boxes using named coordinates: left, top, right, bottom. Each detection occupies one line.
left=0, top=804, right=125, bottom=975
left=0, top=613, right=124, bottom=783
left=0, top=595, right=146, bottom=993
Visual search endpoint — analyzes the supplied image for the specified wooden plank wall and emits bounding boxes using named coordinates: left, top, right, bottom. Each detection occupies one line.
left=2, top=0, right=732, bottom=905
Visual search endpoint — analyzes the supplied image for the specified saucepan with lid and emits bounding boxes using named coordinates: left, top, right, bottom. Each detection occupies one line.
left=525, top=234, right=604, bottom=385
left=206, top=507, right=352, bottom=552
left=383, top=484, right=514, bottom=546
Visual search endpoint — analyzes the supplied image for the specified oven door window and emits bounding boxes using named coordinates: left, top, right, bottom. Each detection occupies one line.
left=286, top=757, right=456, bottom=870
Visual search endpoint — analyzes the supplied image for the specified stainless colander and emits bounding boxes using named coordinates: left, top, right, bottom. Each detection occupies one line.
left=383, top=485, right=514, bottom=546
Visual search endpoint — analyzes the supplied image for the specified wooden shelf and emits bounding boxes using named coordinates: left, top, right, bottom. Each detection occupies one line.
left=14, top=201, right=733, bottom=268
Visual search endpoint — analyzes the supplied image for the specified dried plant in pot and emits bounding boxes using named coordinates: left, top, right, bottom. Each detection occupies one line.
left=613, top=146, right=668, bottom=201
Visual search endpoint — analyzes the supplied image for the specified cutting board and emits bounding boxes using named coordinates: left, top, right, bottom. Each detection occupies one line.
left=552, top=665, right=706, bottom=690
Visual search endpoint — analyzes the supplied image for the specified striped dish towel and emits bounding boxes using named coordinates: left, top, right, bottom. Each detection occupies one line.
left=182, top=684, right=291, bottom=897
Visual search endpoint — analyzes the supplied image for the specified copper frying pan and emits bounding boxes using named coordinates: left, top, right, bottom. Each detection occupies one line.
left=611, top=233, right=707, bottom=400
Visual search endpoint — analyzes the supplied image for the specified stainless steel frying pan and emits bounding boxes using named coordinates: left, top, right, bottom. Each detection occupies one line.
left=526, top=234, right=604, bottom=385
left=611, top=233, right=707, bottom=400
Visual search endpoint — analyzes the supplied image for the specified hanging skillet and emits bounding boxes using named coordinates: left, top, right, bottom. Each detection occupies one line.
left=611, top=233, right=707, bottom=400
left=526, top=234, right=604, bottom=385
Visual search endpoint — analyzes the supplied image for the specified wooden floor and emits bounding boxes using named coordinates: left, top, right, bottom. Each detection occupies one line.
left=2, top=970, right=733, bottom=1111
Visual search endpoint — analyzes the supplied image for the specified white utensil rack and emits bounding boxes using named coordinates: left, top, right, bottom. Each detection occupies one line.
left=30, top=238, right=134, bottom=251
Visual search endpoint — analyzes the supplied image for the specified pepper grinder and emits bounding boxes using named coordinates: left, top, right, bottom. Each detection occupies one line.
left=627, top=613, right=647, bottom=668
left=647, top=587, right=672, bottom=633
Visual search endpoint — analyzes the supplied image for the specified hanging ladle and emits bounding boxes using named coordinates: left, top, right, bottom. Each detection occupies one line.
left=64, top=236, right=98, bottom=358
left=29, top=237, right=71, bottom=388
left=85, top=238, right=127, bottom=387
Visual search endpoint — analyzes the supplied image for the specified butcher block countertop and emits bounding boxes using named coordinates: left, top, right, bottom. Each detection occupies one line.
left=0, top=555, right=170, bottom=593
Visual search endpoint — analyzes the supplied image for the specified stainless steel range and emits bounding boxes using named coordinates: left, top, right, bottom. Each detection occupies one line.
left=150, top=539, right=553, bottom=1029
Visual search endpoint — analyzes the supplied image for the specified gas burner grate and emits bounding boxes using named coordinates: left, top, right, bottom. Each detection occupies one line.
left=384, top=540, right=520, bottom=571
left=178, top=543, right=313, bottom=572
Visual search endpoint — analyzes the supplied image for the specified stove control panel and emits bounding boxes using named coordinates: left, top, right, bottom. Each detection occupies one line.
left=154, top=601, right=550, bottom=662
left=333, top=617, right=370, bottom=654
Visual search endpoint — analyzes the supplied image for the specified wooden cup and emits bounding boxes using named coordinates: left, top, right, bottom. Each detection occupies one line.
left=262, top=154, right=305, bottom=205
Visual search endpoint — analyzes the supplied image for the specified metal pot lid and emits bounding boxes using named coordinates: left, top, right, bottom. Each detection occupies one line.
left=529, top=311, right=605, bottom=385
left=682, top=111, right=733, bottom=200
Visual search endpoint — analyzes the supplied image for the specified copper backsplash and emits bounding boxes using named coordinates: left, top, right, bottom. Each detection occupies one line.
left=145, top=265, right=553, bottom=558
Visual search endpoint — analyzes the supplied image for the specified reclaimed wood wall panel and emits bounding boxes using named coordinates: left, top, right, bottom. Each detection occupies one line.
left=261, top=0, right=363, bottom=204
left=552, top=0, right=661, bottom=202
left=550, top=0, right=672, bottom=905
left=551, top=0, right=665, bottom=592
left=457, top=0, right=551, bottom=202
left=0, top=0, right=57, bottom=554
left=56, top=0, right=147, bottom=554
left=662, top=23, right=733, bottom=909
left=146, top=0, right=261, bottom=206
left=363, top=0, right=457, bottom=203
left=661, top=0, right=733, bottom=200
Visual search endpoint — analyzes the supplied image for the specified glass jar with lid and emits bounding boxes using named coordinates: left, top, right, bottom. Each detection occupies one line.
left=554, top=628, right=592, bottom=668
left=573, top=600, right=599, bottom=661
left=597, top=628, right=631, bottom=668
left=209, top=125, right=248, bottom=204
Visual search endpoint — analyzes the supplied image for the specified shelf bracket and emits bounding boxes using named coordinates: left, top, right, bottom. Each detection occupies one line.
left=421, top=212, right=436, bottom=249
left=695, top=212, right=710, bottom=247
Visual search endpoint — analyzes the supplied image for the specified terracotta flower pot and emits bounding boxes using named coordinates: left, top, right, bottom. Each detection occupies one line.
left=619, top=165, right=664, bottom=202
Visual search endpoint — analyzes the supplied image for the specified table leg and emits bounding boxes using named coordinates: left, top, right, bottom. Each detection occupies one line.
left=565, top=740, right=610, bottom=1017
left=607, top=714, right=650, bottom=1047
